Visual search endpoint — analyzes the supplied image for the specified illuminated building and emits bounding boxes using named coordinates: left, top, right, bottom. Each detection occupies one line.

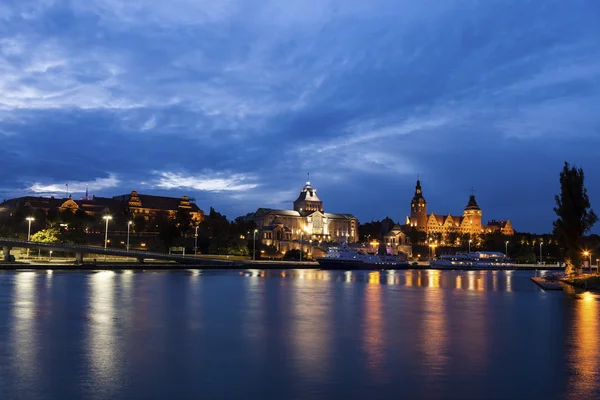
left=405, top=179, right=514, bottom=239
left=383, top=224, right=412, bottom=257
left=254, top=180, right=358, bottom=253
left=0, top=190, right=203, bottom=223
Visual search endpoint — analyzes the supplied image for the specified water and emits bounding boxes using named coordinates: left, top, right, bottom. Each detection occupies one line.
left=0, top=269, right=598, bottom=400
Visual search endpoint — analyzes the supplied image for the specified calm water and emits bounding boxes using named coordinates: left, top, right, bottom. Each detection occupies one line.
left=0, top=269, right=598, bottom=400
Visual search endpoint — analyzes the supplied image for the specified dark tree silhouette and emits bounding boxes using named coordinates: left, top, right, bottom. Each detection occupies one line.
left=553, top=162, right=598, bottom=274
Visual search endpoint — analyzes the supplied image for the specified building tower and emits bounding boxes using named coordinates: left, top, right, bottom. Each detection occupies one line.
left=410, top=179, right=428, bottom=232
left=463, top=192, right=482, bottom=234
left=293, top=180, right=323, bottom=216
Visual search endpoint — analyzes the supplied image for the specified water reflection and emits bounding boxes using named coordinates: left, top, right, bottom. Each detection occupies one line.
left=87, top=271, right=121, bottom=397
left=2, top=270, right=600, bottom=399
left=363, top=272, right=385, bottom=381
left=567, top=289, right=600, bottom=398
left=240, top=269, right=521, bottom=293
left=291, top=271, right=332, bottom=382
left=11, top=272, right=38, bottom=387
left=421, top=272, right=448, bottom=380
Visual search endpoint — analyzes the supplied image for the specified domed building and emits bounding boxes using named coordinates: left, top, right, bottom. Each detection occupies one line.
left=254, top=180, right=359, bottom=253
left=405, top=179, right=514, bottom=241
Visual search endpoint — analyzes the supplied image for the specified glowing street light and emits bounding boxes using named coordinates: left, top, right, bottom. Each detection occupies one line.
left=505, top=240, right=509, bottom=257
left=194, top=225, right=199, bottom=257
left=126, top=221, right=132, bottom=251
left=253, top=229, right=258, bottom=261
left=584, top=250, right=592, bottom=274
left=49, top=250, right=53, bottom=262
left=102, top=215, right=112, bottom=252
left=539, top=241, right=543, bottom=265
left=25, top=216, right=34, bottom=259
left=468, top=239, right=472, bottom=253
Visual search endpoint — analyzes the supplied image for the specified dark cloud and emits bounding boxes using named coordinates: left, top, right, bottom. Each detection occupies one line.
left=0, top=0, right=599, bottom=233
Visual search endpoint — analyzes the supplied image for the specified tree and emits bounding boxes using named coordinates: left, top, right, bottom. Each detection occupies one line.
left=553, top=162, right=598, bottom=274
left=133, top=215, right=147, bottom=233
left=30, top=228, right=61, bottom=243
left=155, top=212, right=179, bottom=251
left=175, top=208, right=192, bottom=237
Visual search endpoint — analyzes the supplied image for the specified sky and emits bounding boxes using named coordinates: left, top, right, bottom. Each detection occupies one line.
left=0, top=0, right=599, bottom=234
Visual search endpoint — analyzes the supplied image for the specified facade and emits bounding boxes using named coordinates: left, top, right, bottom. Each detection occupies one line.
left=383, top=224, right=413, bottom=257
left=405, top=179, right=514, bottom=239
left=0, top=190, right=203, bottom=224
left=254, top=181, right=359, bottom=253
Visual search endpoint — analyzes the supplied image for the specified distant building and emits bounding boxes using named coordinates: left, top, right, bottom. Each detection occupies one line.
left=383, top=224, right=412, bottom=257
left=405, top=179, right=514, bottom=239
left=0, top=190, right=203, bottom=223
left=254, top=180, right=359, bottom=253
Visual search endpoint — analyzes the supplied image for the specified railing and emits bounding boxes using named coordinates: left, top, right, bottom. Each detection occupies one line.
left=0, top=237, right=226, bottom=262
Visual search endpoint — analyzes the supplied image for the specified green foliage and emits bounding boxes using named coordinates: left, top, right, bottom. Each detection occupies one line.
left=30, top=228, right=61, bottom=243
left=553, top=162, right=598, bottom=273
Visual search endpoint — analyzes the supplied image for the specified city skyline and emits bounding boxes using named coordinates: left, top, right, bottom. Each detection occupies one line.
left=0, top=0, right=599, bottom=233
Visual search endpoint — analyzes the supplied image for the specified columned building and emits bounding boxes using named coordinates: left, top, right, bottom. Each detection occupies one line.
left=254, top=180, right=359, bottom=253
left=405, top=179, right=514, bottom=239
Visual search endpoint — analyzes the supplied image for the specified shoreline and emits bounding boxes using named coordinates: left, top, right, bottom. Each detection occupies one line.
left=0, top=261, right=565, bottom=272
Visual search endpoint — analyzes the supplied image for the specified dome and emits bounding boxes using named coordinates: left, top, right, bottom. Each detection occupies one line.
left=465, top=195, right=481, bottom=211
left=294, top=181, right=322, bottom=203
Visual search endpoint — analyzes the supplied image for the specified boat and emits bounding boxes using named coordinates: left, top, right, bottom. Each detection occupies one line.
left=316, top=244, right=409, bottom=270
left=429, top=251, right=518, bottom=270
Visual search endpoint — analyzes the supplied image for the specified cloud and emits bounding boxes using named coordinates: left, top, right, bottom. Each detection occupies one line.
left=153, top=171, right=259, bottom=192
left=140, top=115, right=157, bottom=131
left=28, top=174, right=120, bottom=195
left=0, top=0, right=599, bottom=232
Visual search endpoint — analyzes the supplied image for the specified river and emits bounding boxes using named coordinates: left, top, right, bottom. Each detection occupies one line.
left=0, top=269, right=598, bottom=399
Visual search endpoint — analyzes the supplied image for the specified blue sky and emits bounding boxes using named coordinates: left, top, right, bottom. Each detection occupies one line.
left=0, top=0, right=599, bottom=233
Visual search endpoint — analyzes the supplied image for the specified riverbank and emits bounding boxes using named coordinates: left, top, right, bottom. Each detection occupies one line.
left=561, top=275, right=600, bottom=291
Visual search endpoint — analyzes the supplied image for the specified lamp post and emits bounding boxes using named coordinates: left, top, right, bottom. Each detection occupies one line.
left=253, top=229, right=258, bottom=261
left=468, top=239, right=472, bottom=253
left=49, top=250, right=53, bottom=262
left=126, top=221, right=132, bottom=251
left=26, top=217, right=34, bottom=259
left=584, top=251, right=592, bottom=274
left=539, top=241, right=543, bottom=266
left=194, top=225, right=199, bottom=257
left=103, top=216, right=112, bottom=260
left=505, top=241, right=509, bottom=258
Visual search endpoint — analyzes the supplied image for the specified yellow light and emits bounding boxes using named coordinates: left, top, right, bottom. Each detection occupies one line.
left=584, top=251, right=589, bottom=257
left=141, top=243, right=146, bottom=247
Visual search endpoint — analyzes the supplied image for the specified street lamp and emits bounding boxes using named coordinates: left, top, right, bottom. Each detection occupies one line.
left=505, top=241, right=509, bottom=258
left=26, top=217, right=34, bottom=259
left=103, top=216, right=112, bottom=261
left=253, top=229, right=258, bottom=261
left=126, top=221, right=132, bottom=251
left=584, top=251, right=592, bottom=274
left=49, top=250, right=53, bottom=262
left=194, top=225, right=199, bottom=257
left=539, top=241, right=543, bottom=266
left=468, top=239, right=472, bottom=253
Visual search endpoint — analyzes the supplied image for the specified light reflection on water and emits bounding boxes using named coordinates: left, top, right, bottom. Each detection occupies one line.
left=11, top=272, right=37, bottom=391
left=0, top=269, right=599, bottom=399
